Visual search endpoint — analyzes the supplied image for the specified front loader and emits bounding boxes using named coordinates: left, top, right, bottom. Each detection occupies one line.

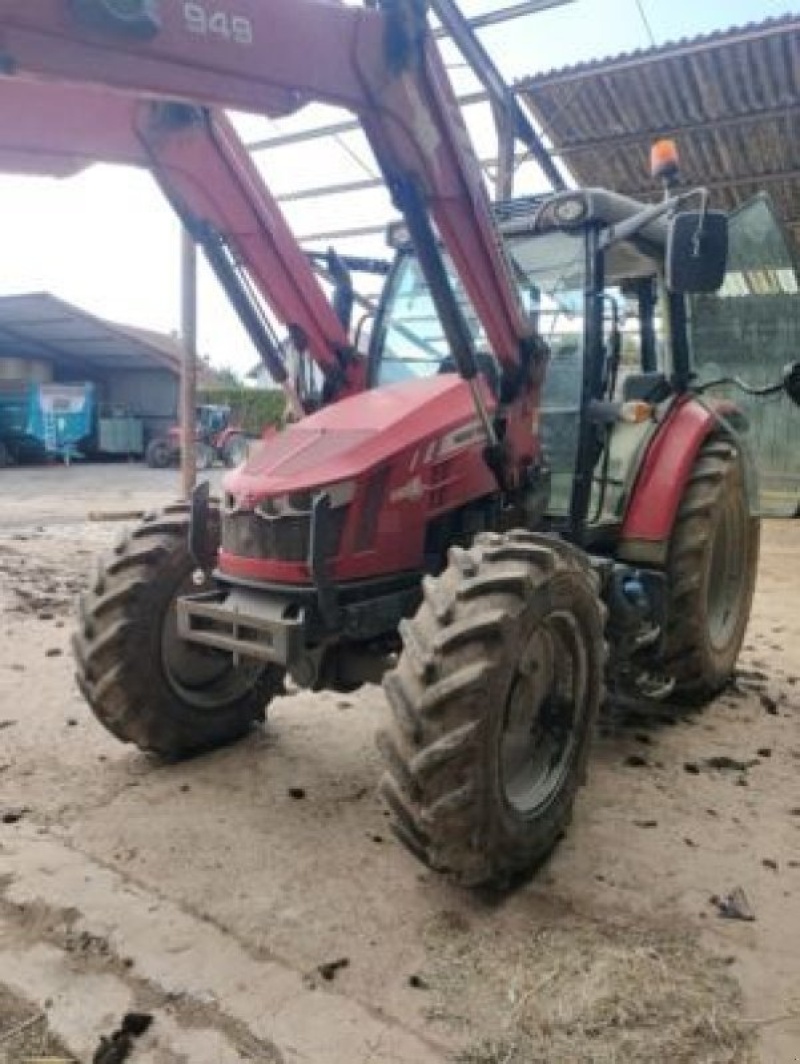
left=1, top=0, right=797, bottom=887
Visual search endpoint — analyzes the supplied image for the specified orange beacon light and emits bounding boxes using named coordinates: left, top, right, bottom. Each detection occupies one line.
left=650, top=138, right=680, bottom=187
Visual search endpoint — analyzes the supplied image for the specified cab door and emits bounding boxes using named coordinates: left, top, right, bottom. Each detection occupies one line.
left=689, top=194, right=800, bottom=516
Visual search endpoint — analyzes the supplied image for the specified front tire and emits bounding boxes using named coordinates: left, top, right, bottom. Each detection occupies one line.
left=221, top=432, right=248, bottom=468
left=378, top=531, right=604, bottom=888
left=659, top=435, right=759, bottom=702
left=72, top=503, right=283, bottom=757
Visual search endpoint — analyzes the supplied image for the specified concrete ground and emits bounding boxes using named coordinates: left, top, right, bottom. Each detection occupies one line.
left=0, top=463, right=798, bottom=1064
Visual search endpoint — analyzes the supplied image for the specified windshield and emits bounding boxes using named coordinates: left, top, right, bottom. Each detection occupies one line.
left=374, top=230, right=585, bottom=384
left=372, top=231, right=586, bottom=513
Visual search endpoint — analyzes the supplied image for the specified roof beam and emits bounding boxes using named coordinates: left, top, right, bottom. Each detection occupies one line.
left=298, top=223, right=386, bottom=243
left=278, top=149, right=529, bottom=204
left=0, top=323, right=97, bottom=375
left=247, top=89, right=489, bottom=152
left=623, top=167, right=800, bottom=199
left=247, top=0, right=572, bottom=153
left=431, top=0, right=573, bottom=34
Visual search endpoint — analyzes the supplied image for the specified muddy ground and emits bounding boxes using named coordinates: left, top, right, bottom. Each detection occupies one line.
left=0, top=464, right=798, bottom=1063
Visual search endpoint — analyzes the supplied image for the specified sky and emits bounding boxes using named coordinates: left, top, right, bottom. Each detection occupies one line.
left=0, top=0, right=793, bottom=377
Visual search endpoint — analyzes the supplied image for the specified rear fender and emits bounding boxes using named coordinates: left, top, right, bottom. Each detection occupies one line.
left=617, top=396, right=758, bottom=567
left=705, top=397, right=760, bottom=517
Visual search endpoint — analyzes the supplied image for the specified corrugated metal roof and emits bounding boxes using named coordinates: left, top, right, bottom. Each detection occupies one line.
left=518, top=14, right=800, bottom=254
left=0, top=293, right=181, bottom=375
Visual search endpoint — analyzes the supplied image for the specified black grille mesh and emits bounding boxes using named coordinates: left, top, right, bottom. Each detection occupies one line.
left=221, top=508, right=347, bottom=563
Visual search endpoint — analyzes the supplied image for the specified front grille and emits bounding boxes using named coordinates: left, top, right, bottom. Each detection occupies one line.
left=222, top=507, right=347, bottom=563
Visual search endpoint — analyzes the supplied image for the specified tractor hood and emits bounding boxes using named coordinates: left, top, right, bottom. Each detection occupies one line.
left=224, top=375, right=490, bottom=502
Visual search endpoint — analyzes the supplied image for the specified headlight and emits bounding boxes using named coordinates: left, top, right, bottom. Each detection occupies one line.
left=256, top=479, right=356, bottom=518
left=552, top=194, right=589, bottom=227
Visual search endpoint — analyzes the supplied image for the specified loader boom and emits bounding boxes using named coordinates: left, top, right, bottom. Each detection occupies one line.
left=0, top=77, right=355, bottom=398
left=0, top=0, right=536, bottom=382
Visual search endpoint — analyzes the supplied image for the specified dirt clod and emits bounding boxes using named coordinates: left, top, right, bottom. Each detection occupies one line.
left=317, top=957, right=349, bottom=982
left=92, top=1011, right=153, bottom=1064
left=711, top=887, right=755, bottom=922
left=624, top=754, right=649, bottom=768
left=759, top=693, right=779, bottom=714
left=703, top=756, right=758, bottom=772
left=738, top=668, right=768, bottom=683
left=1, top=806, right=28, bottom=824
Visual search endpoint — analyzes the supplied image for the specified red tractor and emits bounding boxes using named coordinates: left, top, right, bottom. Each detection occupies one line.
left=145, top=404, right=248, bottom=470
left=2, top=1, right=797, bottom=888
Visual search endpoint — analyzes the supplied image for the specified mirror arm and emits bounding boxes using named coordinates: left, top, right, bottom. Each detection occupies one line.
left=599, top=188, right=706, bottom=252
left=697, top=362, right=800, bottom=407
left=697, top=376, right=781, bottom=396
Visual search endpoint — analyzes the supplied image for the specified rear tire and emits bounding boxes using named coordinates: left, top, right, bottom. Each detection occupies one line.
left=72, top=502, right=283, bottom=757
left=660, top=435, right=759, bottom=703
left=378, top=531, right=604, bottom=888
left=145, top=437, right=173, bottom=469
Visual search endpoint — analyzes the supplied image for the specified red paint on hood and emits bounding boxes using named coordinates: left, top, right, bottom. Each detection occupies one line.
left=224, top=375, right=491, bottom=499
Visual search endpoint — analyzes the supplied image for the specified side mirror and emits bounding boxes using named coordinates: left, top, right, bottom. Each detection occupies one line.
left=784, top=362, right=800, bottom=407
left=666, top=210, right=728, bottom=293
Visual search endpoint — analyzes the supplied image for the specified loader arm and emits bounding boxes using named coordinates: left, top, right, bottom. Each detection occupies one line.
left=0, top=77, right=353, bottom=396
left=0, top=0, right=536, bottom=379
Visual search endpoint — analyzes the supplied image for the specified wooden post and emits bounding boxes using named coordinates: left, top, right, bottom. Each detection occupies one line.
left=493, top=103, right=515, bottom=201
left=180, top=226, right=197, bottom=500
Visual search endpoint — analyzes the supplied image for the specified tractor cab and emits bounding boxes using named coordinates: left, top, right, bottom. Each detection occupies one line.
left=370, top=186, right=731, bottom=549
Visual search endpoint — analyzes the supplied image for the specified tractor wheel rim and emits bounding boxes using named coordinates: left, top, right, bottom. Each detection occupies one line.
left=161, top=572, right=263, bottom=711
left=499, top=610, right=588, bottom=817
left=707, top=491, right=746, bottom=651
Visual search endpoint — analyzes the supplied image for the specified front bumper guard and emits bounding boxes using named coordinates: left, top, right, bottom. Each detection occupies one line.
left=177, top=587, right=305, bottom=666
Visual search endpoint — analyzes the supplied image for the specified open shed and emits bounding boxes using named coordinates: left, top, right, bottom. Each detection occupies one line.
left=0, top=292, right=181, bottom=460
left=518, top=14, right=800, bottom=252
